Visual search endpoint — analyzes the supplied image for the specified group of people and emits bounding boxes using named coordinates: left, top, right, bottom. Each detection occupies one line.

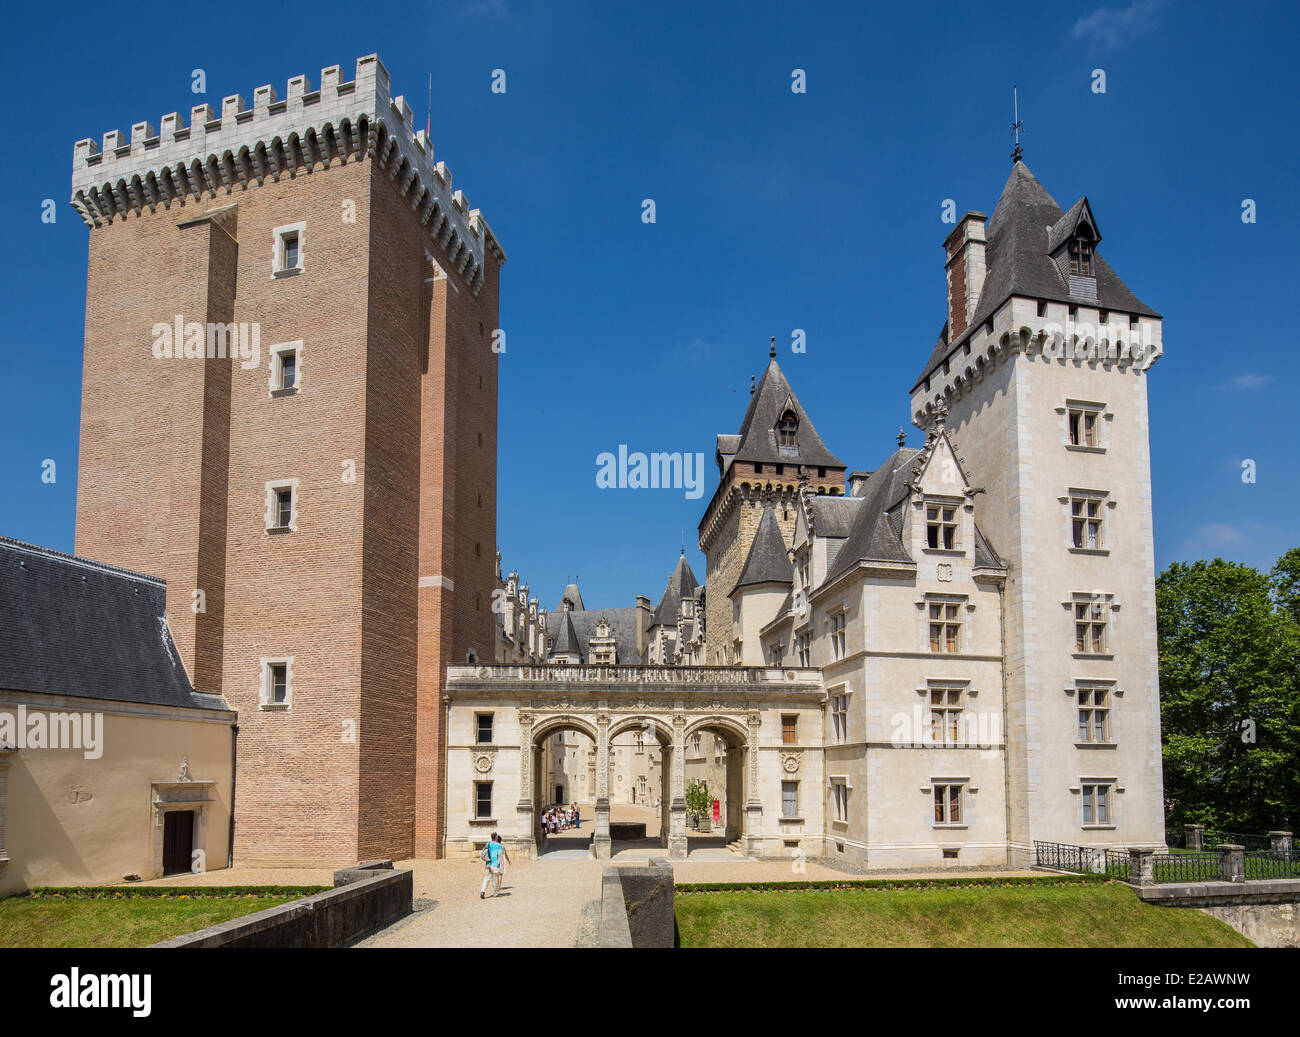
left=542, top=804, right=579, bottom=835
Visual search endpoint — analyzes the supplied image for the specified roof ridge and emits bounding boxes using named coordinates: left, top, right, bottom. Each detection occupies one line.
left=0, top=536, right=165, bottom=586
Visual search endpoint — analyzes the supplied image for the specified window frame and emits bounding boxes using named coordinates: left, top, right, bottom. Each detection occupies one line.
left=269, top=340, right=303, bottom=397
left=1081, top=781, right=1113, bottom=827
left=780, top=780, right=799, bottom=819
left=1069, top=491, right=1107, bottom=552
left=259, top=656, right=293, bottom=710
left=475, top=712, right=494, bottom=745
left=265, top=478, right=300, bottom=534
left=927, top=599, right=962, bottom=654
left=272, top=221, right=307, bottom=278
left=474, top=780, right=493, bottom=820
left=932, top=782, right=964, bottom=826
left=781, top=714, right=798, bottom=746
left=1076, top=684, right=1113, bottom=744
left=924, top=500, right=960, bottom=551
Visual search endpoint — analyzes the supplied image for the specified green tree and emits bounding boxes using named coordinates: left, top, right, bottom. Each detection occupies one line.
left=1157, top=552, right=1300, bottom=835
left=685, top=779, right=712, bottom=818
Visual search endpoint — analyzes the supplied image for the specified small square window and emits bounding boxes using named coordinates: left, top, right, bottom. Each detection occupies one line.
left=266, top=479, right=299, bottom=533
left=272, top=222, right=306, bottom=277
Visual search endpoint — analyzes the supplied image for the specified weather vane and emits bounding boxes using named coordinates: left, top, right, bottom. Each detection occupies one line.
left=1011, top=85, right=1024, bottom=164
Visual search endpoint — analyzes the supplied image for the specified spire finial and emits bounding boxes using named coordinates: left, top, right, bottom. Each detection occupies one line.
left=1011, top=84, right=1024, bottom=164
left=897, top=427, right=907, bottom=448
left=769, top=335, right=776, bottom=359
left=750, top=374, right=755, bottom=396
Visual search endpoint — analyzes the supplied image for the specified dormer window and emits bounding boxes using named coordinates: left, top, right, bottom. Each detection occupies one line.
left=1068, top=229, right=1094, bottom=276
left=777, top=410, right=798, bottom=455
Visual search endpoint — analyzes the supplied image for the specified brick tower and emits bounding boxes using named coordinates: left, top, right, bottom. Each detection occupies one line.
left=69, top=54, right=505, bottom=864
left=699, top=340, right=846, bottom=665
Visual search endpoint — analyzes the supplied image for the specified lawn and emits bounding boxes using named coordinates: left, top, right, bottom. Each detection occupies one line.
left=674, top=882, right=1254, bottom=948
left=0, top=891, right=312, bottom=948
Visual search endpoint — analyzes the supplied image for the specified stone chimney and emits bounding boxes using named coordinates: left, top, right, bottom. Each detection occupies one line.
left=848, top=471, right=872, bottom=498
left=635, top=594, right=652, bottom=658
left=943, top=211, right=987, bottom=341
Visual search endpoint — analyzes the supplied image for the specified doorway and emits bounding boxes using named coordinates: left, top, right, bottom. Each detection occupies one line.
left=162, top=810, right=194, bottom=876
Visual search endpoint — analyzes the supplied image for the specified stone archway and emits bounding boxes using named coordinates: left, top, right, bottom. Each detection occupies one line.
left=685, top=716, right=757, bottom=853
left=608, top=716, right=674, bottom=852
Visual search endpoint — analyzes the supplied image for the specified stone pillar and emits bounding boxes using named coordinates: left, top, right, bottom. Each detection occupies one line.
left=668, top=715, right=688, bottom=859
left=1184, top=823, right=1204, bottom=851
left=0, top=748, right=12, bottom=867
left=515, top=712, right=538, bottom=859
left=744, top=713, right=763, bottom=858
left=1269, top=831, right=1293, bottom=855
left=1216, top=844, right=1245, bottom=883
left=593, top=714, right=612, bottom=859
left=1127, top=847, right=1154, bottom=887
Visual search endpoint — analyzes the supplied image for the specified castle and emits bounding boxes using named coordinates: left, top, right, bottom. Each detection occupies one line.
left=0, top=54, right=1167, bottom=888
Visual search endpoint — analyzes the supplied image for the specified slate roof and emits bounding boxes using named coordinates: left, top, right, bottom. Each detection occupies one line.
left=913, top=161, right=1160, bottom=391
left=807, top=495, right=862, bottom=538
left=731, top=507, right=793, bottom=595
left=823, top=447, right=922, bottom=583
left=544, top=606, right=646, bottom=664
left=557, top=582, right=585, bottom=612
left=730, top=358, right=845, bottom=469
left=651, top=554, right=700, bottom=628
left=0, top=537, right=230, bottom=712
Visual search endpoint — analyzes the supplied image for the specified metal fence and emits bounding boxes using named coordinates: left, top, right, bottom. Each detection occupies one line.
left=1243, top=849, right=1300, bottom=880
left=1205, top=830, right=1275, bottom=852
left=1151, top=852, right=1220, bottom=883
left=1034, top=841, right=1128, bottom=879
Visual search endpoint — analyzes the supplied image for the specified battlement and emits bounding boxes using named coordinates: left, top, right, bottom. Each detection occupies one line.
left=70, top=54, right=505, bottom=292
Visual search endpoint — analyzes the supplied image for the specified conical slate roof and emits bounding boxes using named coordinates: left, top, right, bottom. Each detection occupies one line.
left=651, top=553, right=700, bottom=628
left=824, top=447, right=922, bottom=584
left=731, top=507, right=793, bottom=595
left=558, top=582, right=585, bottom=612
left=731, top=358, right=844, bottom=469
left=913, top=161, right=1160, bottom=391
left=551, top=608, right=582, bottom=657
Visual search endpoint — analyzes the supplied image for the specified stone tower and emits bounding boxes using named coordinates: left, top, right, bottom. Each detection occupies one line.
left=69, top=55, right=506, bottom=865
left=699, top=343, right=846, bottom=665
left=909, top=160, right=1165, bottom=863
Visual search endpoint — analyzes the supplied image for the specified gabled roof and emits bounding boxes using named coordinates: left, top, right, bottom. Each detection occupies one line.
left=823, top=447, right=923, bottom=584
left=651, top=553, right=700, bottom=628
left=731, top=507, right=793, bottom=595
left=913, top=161, right=1159, bottom=391
left=1046, top=195, right=1100, bottom=255
left=0, top=537, right=229, bottom=712
left=730, top=358, right=844, bottom=469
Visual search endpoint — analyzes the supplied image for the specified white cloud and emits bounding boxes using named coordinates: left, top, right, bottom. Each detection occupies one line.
left=1225, top=373, right=1272, bottom=390
left=1194, top=523, right=1245, bottom=548
left=1071, top=0, right=1167, bottom=51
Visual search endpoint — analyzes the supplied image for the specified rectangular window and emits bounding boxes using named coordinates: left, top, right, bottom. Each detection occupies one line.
left=1074, top=598, right=1108, bottom=654
left=475, top=781, right=493, bottom=819
left=797, top=552, right=810, bottom=590
left=933, top=783, right=962, bottom=825
left=278, top=349, right=297, bottom=390
left=796, top=630, right=812, bottom=667
left=1082, top=783, right=1111, bottom=825
left=1070, top=494, right=1104, bottom=550
left=830, top=612, right=846, bottom=660
left=1077, top=686, right=1111, bottom=742
left=928, top=601, right=961, bottom=653
left=276, top=489, right=293, bottom=528
left=476, top=713, right=494, bottom=744
left=930, top=686, right=962, bottom=744
left=831, top=693, right=848, bottom=743
left=781, top=781, right=798, bottom=818
left=269, top=663, right=287, bottom=704
left=926, top=503, right=958, bottom=550
left=782, top=715, right=797, bottom=745
left=1067, top=406, right=1101, bottom=448
left=831, top=781, right=849, bottom=821
left=769, top=642, right=784, bottom=666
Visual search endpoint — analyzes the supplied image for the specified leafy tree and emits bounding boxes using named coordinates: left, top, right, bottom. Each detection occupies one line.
left=685, top=779, right=712, bottom=818
left=1157, top=552, right=1300, bottom=835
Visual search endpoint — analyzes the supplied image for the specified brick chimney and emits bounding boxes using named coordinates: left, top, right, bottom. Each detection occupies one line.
left=944, top=211, right=987, bottom=340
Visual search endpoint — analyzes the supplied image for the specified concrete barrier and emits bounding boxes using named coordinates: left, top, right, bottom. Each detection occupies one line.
left=151, top=865, right=412, bottom=948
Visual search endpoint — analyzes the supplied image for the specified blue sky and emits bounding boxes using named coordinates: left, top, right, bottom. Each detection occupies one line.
left=1, top=0, right=1296, bottom=611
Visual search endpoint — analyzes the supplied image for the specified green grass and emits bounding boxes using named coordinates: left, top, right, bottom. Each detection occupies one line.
left=0, top=890, right=314, bottom=948
left=674, top=882, right=1254, bottom=948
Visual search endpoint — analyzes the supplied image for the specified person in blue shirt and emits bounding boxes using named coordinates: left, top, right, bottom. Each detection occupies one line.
left=480, top=832, right=511, bottom=899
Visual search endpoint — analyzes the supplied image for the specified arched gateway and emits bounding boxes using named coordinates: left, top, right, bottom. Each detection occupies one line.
left=444, top=664, right=825, bottom=859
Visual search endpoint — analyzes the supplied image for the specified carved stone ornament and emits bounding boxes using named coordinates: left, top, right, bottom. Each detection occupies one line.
left=474, top=752, right=497, bottom=774
left=781, top=754, right=801, bottom=775
left=178, top=756, right=192, bottom=782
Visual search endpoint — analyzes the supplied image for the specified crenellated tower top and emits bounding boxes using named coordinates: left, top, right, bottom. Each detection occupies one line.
left=69, top=54, right=505, bottom=294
